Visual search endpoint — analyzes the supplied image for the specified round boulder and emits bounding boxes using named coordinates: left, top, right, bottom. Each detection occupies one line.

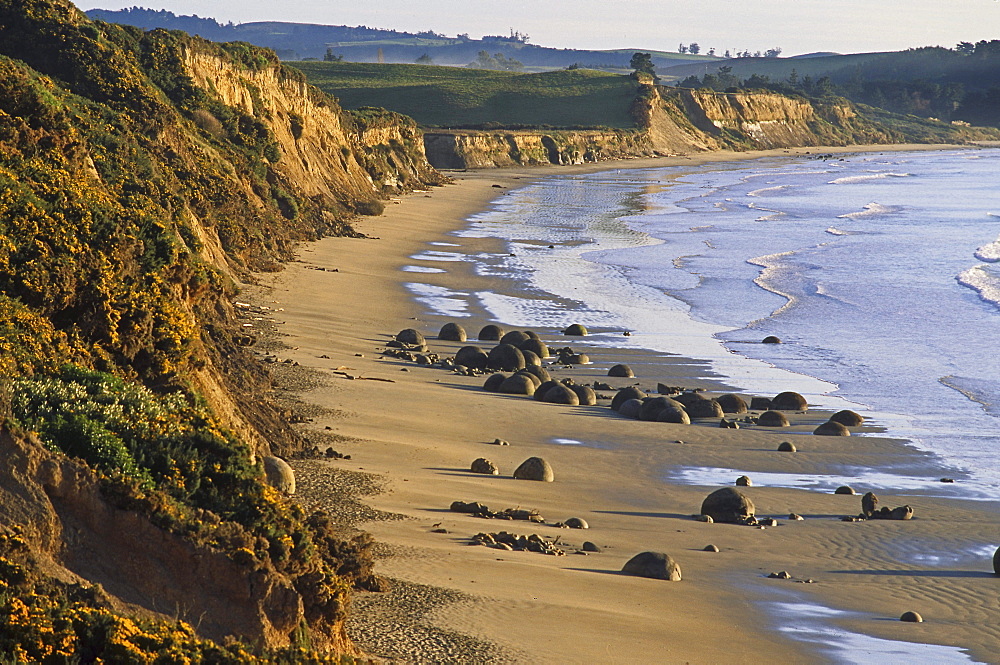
left=263, top=456, right=296, bottom=494
left=438, top=322, right=467, bottom=342
left=750, top=396, right=773, bottom=411
left=612, top=387, right=646, bottom=411
left=717, top=394, right=749, bottom=414
left=514, top=370, right=542, bottom=389
left=533, top=380, right=561, bottom=402
left=499, top=374, right=536, bottom=396
left=640, top=396, right=686, bottom=422
left=478, top=324, right=504, bottom=341
left=830, top=410, right=865, bottom=427
left=564, top=517, right=589, bottom=529
left=500, top=330, right=531, bottom=347
left=735, top=476, right=752, bottom=487
left=835, top=485, right=856, bottom=495
left=700, top=487, right=755, bottom=524
left=455, top=345, right=488, bottom=370
left=862, top=491, right=878, bottom=517
left=559, top=353, right=590, bottom=365
left=487, top=343, right=526, bottom=372
left=582, top=541, right=600, bottom=553
left=656, top=406, right=690, bottom=424
left=772, top=391, right=808, bottom=411
left=471, top=458, right=499, bottom=475
left=777, top=441, right=797, bottom=452
left=563, top=323, right=588, bottom=336
left=762, top=335, right=782, bottom=344
left=542, top=383, right=580, bottom=405
left=900, top=611, right=923, bottom=623
left=993, top=547, right=1000, bottom=575
left=483, top=373, right=508, bottom=392
left=618, top=398, right=644, bottom=419
left=814, top=420, right=851, bottom=436
left=395, top=328, right=426, bottom=346
left=522, top=365, right=552, bottom=383
left=608, top=364, right=634, bottom=378
left=757, top=410, right=790, bottom=427
left=570, top=384, right=597, bottom=406
left=621, top=552, right=682, bottom=581
left=512, top=457, right=554, bottom=482
left=521, top=349, right=541, bottom=367
left=518, top=337, right=549, bottom=359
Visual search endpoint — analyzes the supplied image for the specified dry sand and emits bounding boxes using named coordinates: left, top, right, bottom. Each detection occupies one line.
left=256, top=146, right=1000, bottom=663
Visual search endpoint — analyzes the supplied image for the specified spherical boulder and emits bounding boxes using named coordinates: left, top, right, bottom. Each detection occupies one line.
left=564, top=517, right=589, bottom=529
left=582, top=541, right=600, bottom=553
left=487, top=343, right=526, bottom=372
left=814, top=420, right=851, bottom=436
left=900, top=611, right=923, bottom=623
left=656, top=406, right=690, bottom=424
left=512, top=457, right=554, bottom=482
left=611, top=386, right=646, bottom=411
left=471, top=458, right=499, bottom=475
left=834, top=485, right=856, bottom=495
left=700, top=487, right=755, bottom=524
left=500, top=330, right=531, bottom=347
left=640, top=396, right=685, bottom=422
left=478, top=324, right=504, bottom=341
left=533, top=380, right=561, bottom=402
left=499, top=374, right=536, bottom=396
left=395, top=328, right=426, bottom=346
left=542, top=383, right=580, bottom=405
left=263, top=456, right=296, bottom=494
left=777, top=441, right=797, bottom=452
left=717, top=394, right=749, bottom=414
left=514, top=370, right=542, bottom=389
left=521, top=349, right=541, bottom=367
left=455, top=345, right=488, bottom=370
left=735, top=475, right=752, bottom=487
left=618, top=398, right=643, bottom=419
left=518, top=337, right=549, bottom=359
left=762, top=335, right=782, bottom=344
left=685, top=396, right=724, bottom=419
left=750, top=396, right=773, bottom=410
left=621, top=551, right=682, bottom=581
left=483, top=373, right=508, bottom=392
left=570, top=384, right=597, bottom=406
left=563, top=323, right=588, bottom=336
left=772, top=391, right=808, bottom=411
left=559, top=353, right=590, bottom=365
left=438, top=322, right=467, bottom=342
left=608, top=364, right=634, bottom=378
left=830, top=410, right=865, bottom=427
left=522, top=365, right=551, bottom=383
left=993, top=547, right=1000, bottom=575
left=757, top=410, right=790, bottom=427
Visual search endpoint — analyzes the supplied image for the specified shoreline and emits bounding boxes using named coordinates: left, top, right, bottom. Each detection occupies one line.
left=260, top=145, right=1000, bottom=663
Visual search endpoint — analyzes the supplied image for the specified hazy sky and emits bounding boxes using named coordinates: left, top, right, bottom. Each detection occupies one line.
left=77, top=1, right=1000, bottom=56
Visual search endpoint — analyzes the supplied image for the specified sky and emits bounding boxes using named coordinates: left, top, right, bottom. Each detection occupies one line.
left=76, top=0, right=1000, bottom=56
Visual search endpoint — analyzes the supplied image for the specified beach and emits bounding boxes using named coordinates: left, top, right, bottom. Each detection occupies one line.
left=256, top=147, right=1000, bottom=664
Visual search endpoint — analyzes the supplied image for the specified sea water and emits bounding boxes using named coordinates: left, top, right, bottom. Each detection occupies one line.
left=436, top=148, right=1000, bottom=494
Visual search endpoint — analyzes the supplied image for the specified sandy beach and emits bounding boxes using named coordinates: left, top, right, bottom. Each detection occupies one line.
left=256, top=146, right=1000, bottom=664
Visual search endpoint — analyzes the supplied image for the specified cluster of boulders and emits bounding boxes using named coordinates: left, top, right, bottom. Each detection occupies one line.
left=472, top=531, right=565, bottom=555
left=465, top=456, right=555, bottom=482
left=841, top=491, right=914, bottom=521
left=450, top=501, right=545, bottom=522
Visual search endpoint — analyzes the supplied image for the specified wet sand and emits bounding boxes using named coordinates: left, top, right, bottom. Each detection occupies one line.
left=259, top=146, right=1000, bottom=663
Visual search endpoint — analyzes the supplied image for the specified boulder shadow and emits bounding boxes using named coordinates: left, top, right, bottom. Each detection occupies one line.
left=594, top=510, right=692, bottom=520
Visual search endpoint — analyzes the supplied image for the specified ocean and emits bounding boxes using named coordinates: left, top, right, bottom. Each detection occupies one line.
left=406, top=147, right=1000, bottom=500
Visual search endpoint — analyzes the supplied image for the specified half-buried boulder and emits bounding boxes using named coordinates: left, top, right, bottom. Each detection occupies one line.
left=455, top=345, right=488, bottom=370
left=471, top=458, right=499, bottom=475
left=656, top=406, right=690, bottom=424
left=514, top=370, right=542, bottom=389
left=640, top=396, right=686, bottom=422
left=608, top=364, right=634, bottom=378
left=618, top=399, right=643, bottom=419
left=750, top=396, right=773, bottom=410
left=263, top=456, right=296, bottom=494
left=612, top=386, right=646, bottom=411
left=621, top=552, right=682, bottom=581
left=521, top=349, right=541, bottom=367
left=772, top=391, right=808, bottom=411
left=717, top=394, right=749, bottom=414
left=563, top=323, right=588, bottom=336
left=499, top=374, right=535, bottom=396
left=542, top=383, right=580, bottom=405
left=673, top=393, right=724, bottom=419
left=762, top=335, right=782, bottom=344
left=534, top=380, right=561, bottom=402
left=488, top=343, right=526, bottom=371
left=396, top=328, right=426, bottom=346
left=993, top=547, right=1000, bottom=575
left=522, top=365, right=551, bottom=383
left=758, top=410, right=790, bottom=427
left=483, top=373, right=508, bottom=392
left=777, top=441, right=797, bottom=452
left=513, top=457, right=554, bottom=482
left=700, top=487, right=755, bottom=524
left=478, top=324, right=504, bottom=341
left=439, top=322, right=467, bottom=342
left=814, top=420, right=851, bottom=436
left=500, top=330, right=531, bottom=347
left=518, top=337, right=550, bottom=359
left=570, top=384, right=597, bottom=406
left=830, top=410, right=864, bottom=427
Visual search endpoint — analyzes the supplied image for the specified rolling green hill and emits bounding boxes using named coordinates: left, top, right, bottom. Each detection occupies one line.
left=291, top=61, right=640, bottom=128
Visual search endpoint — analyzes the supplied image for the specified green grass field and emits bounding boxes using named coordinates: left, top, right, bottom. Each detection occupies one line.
left=289, top=61, right=639, bottom=128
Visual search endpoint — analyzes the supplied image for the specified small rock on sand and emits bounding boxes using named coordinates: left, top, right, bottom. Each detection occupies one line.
left=900, top=611, right=923, bottom=623
left=703, top=545, right=720, bottom=552
left=735, top=475, right=752, bottom=487
left=471, top=458, right=499, bottom=475
left=563, top=323, right=588, bottom=336
left=814, top=420, right=851, bottom=436
left=582, top=541, right=600, bottom=553
left=777, top=441, right=797, bottom=452
left=768, top=571, right=792, bottom=579
left=835, top=485, right=856, bottom=495
left=608, top=363, right=634, bottom=378
left=492, top=438, right=509, bottom=446
left=564, top=517, right=589, bottom=529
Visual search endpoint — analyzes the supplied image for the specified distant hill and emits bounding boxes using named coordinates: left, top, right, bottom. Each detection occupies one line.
left=85, top=7, right=718, bottom=70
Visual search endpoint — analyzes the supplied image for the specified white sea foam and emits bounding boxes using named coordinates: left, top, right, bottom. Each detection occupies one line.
left=401, top=265, right=447, bottom=273
left=429, top=241, right=460, bottom=246
left=973, top=235, right=1000, bottom=262
left=829, top=172, right=912, bottom=185
left=957, top=265, right=1000, bottom=308
left=404, top=283, right=471, bottom=317
left=825, top=227, right=851, bottom=236
left=747, top=185, right=788, bottom=197
left=409, top=250, right=466, bottom=262
left=837, top=202, right=897, bottom=219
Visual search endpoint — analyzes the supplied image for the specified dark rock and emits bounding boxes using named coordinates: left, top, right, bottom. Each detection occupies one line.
left=563, top=323, right=588, bottom=336
left=612, top=386, right=646, bottom=411
left=735, top=476, right=752, bottom=487
left=772, top=391, right=808, bottom=411
left=768, top=571, right=792, bottom=579
left=830, top=409, right=864, bottom=427
left=559, top=353, right=590, bottom=365
left=439, top=322, right=467, bottom=342
left=900, top=611, right=923, bottom=623
left=750, top=396, right=773, bottom=410
left=656, top=406, right=690, bottom=424
left=703, top=545, right=720, bottom=552
left=719, top=418, right=739, bottom=429
left=861, top=492, right=878, bottom=518
left=471, top=458, right=499, bottom=475
left=534, top=380, right=561, bottom=402
left=492, top=438, right=509, bottom=446
left=777, top=441, right=797, bottom=452
left=618, top=398, right=643, bottom=419
left=488, top=343, right=526, bottom=371
left=889, top=505, right=914, bottom=520
left=518, top=337, right=549, bottom=359
left=455, top=345, right=488, bottom=370
left=541, top=383, right=580, bottom=405
left=513, top=456, right=554, bottom=482
left=450, top=501, right=489, bottom=515
left=570, top=384, right=598, bottom=406
left=757, top=410, right=790, bottom=427
left=582, top=541, right=600, bottom=553
left=700, top=487, right=755, bottom=524
left=717, top=394, right=749, bottom=414
left=788, top=513, right=804, bottom=521
left=500, top=330, right=531, bottom=347
left=483, top=373, right=508, bottom=392
left=522, top=365, right=552, bottom=383
left=514, top=370, right=542, bottom=389
left=657, top=383, right=679, bottom=395
left=608, top=364, right=634, bottom=378
left=762, top=336, right=782, bottom=344
left=564, top=517, right=589, bottom=529
left=478, top=324, right=504, bottom=341
left=994, top=546, right=1000, bottom=575
left=640, top=396, right=685, bottom=422
left=814, top=420, right=851, bottom=436
left=834, top=485, right=856, bottom=495
left=521, top=349, right=541, bottom=367
left=593, top=381, right=613, bottom=391
left=396, top=328, right=426, bottom=345
left=499, top=374, right=536, bottom=396
left=621, top=552, right=682, bottom=581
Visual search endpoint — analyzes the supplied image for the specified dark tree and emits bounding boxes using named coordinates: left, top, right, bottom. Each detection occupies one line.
left=630, top=52, right=656, bottom=81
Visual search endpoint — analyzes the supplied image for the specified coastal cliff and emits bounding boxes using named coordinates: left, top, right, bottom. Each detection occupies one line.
left=0, top=0, right=442, bottom=657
